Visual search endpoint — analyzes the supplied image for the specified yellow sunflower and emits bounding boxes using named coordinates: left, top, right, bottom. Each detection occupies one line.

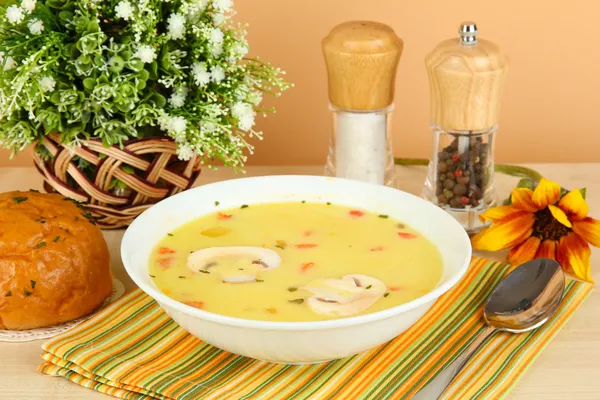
left=471, top=178, right=598, bottom=283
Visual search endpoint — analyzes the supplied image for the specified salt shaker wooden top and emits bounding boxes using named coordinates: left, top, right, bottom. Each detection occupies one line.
left=425, top=22, right=509, bottom=132
left=322, top=21, right=404, bottom=111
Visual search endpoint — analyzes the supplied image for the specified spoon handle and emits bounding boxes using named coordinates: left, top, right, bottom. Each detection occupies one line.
left=411, top=325, right=496, bottom=399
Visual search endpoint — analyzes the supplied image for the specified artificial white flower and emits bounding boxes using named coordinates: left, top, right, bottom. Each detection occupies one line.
left=167, top=12, right=186, bottom=40
left=158, top=113, right=171, bottom=131
left=38, top=76, right=56, bottom=93
left=212, top=0, right=233, bottom=12
left=21, top=0, right=37, bottom=13
left=202, top=121, right=218, bottom=133
left=169, top=88, right=187, bottom=108
left=210, top=65, right=225, bottom=83
left=212, top=13, right=225, bottom=26
left=193, top=0, right=209, bottom=10
left=211, top=44, right=223, bottom=58
left=6, top=5, right=24, bottom=25
left=115, top=1, right=134, bottom=21
left=176, top=143, right=194, bottom=161
left=27, top=18, right=43, bottom=35
left=230, top=41, right=248, bottom=59
left=238, top=113, right=254, bottom=131
left=246, top=90, right=262, bottom=106
left=231, top=102, right=255, bottom=131
left=134, top=45, right=156, bottom=63
left=3, top=57, right=16, bottom=71
left=210, top=27, right=224, bottom=44
left=192, top=62, right=210, bottom=87
left=169, top=116, right=187, bottom=134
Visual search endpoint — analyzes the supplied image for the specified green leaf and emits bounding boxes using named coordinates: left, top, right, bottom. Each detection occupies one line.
left=138, top=69, right=150, bottom=82
left=150, top=93, right=166, bottom=108
left=136, top=79, right=147, bottom=90
left=149, top=61, right=158, bottom=80
left=83, top=78, right=96, bottom=91
left=86, top=21, right=100, bottom=34
left=581, top=188, right=587, bottom=199
left=121, top=165, right=135, bottom=174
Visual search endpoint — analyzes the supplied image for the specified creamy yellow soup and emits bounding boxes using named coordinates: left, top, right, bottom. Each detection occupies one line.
left=149, top=202, right=443, bottom=322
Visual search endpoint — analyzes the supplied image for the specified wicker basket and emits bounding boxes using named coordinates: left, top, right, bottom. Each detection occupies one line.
left=34, top=134, right=201, bottom=229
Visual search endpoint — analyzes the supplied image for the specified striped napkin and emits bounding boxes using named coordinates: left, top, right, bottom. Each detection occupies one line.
left=39, top=257, right=592, bottom=399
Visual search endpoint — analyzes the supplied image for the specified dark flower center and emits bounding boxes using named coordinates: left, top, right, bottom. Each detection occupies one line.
left=531, top=207, right=571, bottom=241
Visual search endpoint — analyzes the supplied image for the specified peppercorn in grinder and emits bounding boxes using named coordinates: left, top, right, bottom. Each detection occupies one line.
left=423, top=22, right=509, bottom=234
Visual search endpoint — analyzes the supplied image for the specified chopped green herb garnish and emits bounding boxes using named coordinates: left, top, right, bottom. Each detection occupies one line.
left=326, top=202, right=331, bottom=205
left=241, top=204, right=249, bottom=209
left=167, top=233, right=174, bottom=237
left=178, top=276, right=186, bottom=279
left=215, top=201, right=220, bottom=206
left=199, top=270, right=210, bottom=274
left=53, top=236, right=60, bottom=242
left=30, top=189, right=39, bottom=193
left=35, top=217, right=46, bottom=223
left=378, top=214, right=389, bottom=219
left=12, top=196, right=28, bottom=203
left=74, top=216, right=79, bottom=221
left=36, top=242, right=46, bottom=248
left=149, top=275, right=156, bottom=278
left=30, top=280, right=36, bottom=289
left=238, top=268, right=244, bottom=271
left=24, top=289, right=32, bottom=297
left=287, top=287, right=298, bottom=292
left=366, top=285, right=372, bottom=289
left=301, top=200, right=306, bottom=204
left=275, top=245, right=285, bottom=250
left=5, top=291, right=12, bottom=297
left=384, top=292, right=390, bottom=297
left=288, top=298, right=304, bottom=304
left=256, top=279, right=264, bottom=282
left=397, top=223, right=405, bottom=229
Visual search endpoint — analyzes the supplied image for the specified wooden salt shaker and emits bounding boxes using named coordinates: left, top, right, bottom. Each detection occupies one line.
left=322, top=21, right=403, bottom=187
left=422, top=22, right=509, bottom=233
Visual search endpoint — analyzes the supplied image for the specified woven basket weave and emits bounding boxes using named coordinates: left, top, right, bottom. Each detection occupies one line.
left=34, top=134, right=201, bottom=229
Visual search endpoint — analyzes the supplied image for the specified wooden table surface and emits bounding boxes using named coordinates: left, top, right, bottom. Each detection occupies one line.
left=1, top=164, right=599, bottom=399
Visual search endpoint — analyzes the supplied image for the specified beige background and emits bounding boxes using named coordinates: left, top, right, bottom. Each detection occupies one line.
left=2, top=0, right=600, bottom=167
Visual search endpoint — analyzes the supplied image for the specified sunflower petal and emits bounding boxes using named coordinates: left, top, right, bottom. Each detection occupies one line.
left=572, top=217, right=600, bottom=247
left=511, top=188, right=538, bottom=212
left=535, top=240, right=557, bottom=260
left=558, top=189, right=588, bottom=221
left=508, top=236, right=540, bottom=266
left=479, top=206, right=522, bottom=223
left=557, top=233, right=594, bottom=283
left=532, top=178, right=561, bottom=209
left=548, top=205, right=572, bottom=228
left=471, top=211, right=535, bottom=252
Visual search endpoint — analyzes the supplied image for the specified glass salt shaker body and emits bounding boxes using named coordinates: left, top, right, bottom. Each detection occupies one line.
left=422, top=22, right=508, bottom=234
left=325, top=105, right=397, bottom=187
left=322, top=21, right=403, bottom=188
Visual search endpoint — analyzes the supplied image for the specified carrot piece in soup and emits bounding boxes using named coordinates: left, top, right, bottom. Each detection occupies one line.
left=295, top=244, right=318, bottom=249
left=217, top=212, right=232, bottom=220
left=389, top=286, right=402, bottom=292
left=301, top=262, right=316, bottom=272
left=370, top=246, right=384, bottom=252
left=184, top=301, right=205, bottom=309
left=158, top=257, right=175, bottom=268
left=303, top=230, right=313, bottom=237
left=349, top=210, right=365, bottom=217
left=397, top=232, right=418, bottom=239
left=158, top=246, right=176, bottom=254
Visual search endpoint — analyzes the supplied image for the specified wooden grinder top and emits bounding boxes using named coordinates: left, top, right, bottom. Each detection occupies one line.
left=425, top=22, right=509, bottom=132
left=322, top=21, right=404, bottom=111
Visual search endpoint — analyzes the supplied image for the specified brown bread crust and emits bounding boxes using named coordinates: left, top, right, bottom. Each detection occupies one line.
left=0, top=191, right=112, bottom=330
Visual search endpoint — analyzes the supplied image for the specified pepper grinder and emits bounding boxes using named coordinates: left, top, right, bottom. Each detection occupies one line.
left=322, top=21, right=403, bottom=187
left=423, top=22, right=509, bottom=233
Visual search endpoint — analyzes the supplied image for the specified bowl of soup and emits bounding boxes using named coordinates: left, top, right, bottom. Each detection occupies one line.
left=121, top=175, right=471, bottom=364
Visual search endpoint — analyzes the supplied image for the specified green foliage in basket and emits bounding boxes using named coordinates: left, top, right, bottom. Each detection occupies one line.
left=0, top=0, right=291, bottom=169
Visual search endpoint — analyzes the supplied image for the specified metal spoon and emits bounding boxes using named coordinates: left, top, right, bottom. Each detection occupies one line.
left=412, top=258, right=565, bottom=400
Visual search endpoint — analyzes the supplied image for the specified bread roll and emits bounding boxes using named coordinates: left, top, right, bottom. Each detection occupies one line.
left=0, top=191, right=112, bottom=330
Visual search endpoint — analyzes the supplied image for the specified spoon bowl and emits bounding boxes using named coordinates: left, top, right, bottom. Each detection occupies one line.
left=413, top=258, right=565, bottom=399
